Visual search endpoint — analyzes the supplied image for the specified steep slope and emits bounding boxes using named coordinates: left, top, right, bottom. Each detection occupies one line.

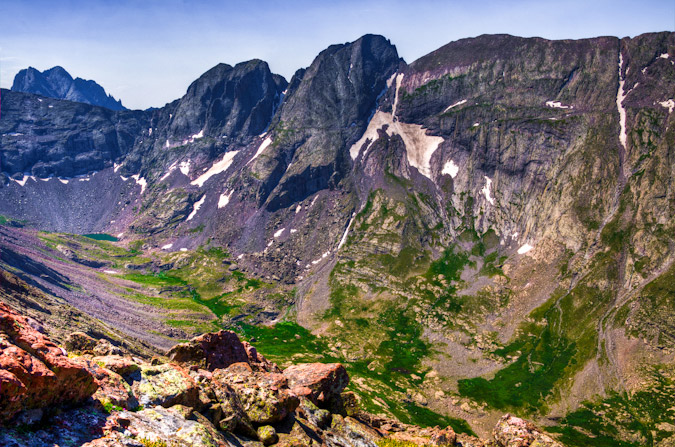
left=11, top=66, right=126, bottom=110
left=0, top=32, right=674, bottom=444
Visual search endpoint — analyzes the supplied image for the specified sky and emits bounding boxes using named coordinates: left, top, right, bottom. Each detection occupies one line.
left=1, top=0, right=673, bottom=110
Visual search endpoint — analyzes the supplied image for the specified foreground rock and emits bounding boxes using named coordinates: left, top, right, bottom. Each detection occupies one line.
left=0, top=311, right=565, bottom=447
left=493, top=414, right=562, bottom=447
left=0, top=302, right=98, bottom=422
left=283, top=362, right=349, bottom=408
left=168, top=330, right=280, bottom=372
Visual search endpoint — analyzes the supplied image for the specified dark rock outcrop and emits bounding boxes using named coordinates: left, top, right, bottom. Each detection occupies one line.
left=167, top=330, right=279, bottom=372
left=11, top=66, right=126, bottom=110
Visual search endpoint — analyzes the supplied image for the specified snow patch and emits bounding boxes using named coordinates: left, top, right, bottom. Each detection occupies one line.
left=546, top=101, right=573, bottom=109
left=517, top=243, right=534, bottom=255
left=179, top=160, right=191, bottom=176
left=338, top=214, right=356, bottom=250
left=442, top=160, right=459, bottom=178
left=191, top=151, right=239, bottom=187
left=248, top=137, right=272, bottom=165
left=290, top=229, right=298, bottom=234
left=659, top=53, right=670, bottom=59
left=117, top=233, right=124, bottom=238
left=617, top=53, right=628, bottom=149
left=392, top=73, right=404, bottom=119
left=113, top=163, right=121, bottom=173
left=472, top=123, right=479, bottom=127
left=165, top=139, right=170, bottom=149
left=48, top=105, right=53, bottom=109
left=481, top=176, right=494, bottom=205
left=104, top=270, right=118, bottom=274
left=349, top=110, right=443, bottom=179
left=218, top=191, right=232, bottom=209
left=131, top=174, right=147, bottom=194
left=659, top=99, right=675, bottom=114
left=295, top=205, right=302, bottom=214
left=13, top=175, right=35, bottom=187
left=443, top=99, right=467, bottom=113
left=186, top=195, right=206, bottom=221
left=148, top=128, right=153, bottom=136
left=79, top=177, right=90, bottom=182
left=274, top=228, right=285, bottom=238
left=58, top=178, right=69, bottom=184
left=180, top=248, right=188, bottom=252
left=38, top=98, right=42, bottom=102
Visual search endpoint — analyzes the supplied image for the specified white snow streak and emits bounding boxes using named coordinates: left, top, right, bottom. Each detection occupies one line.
left=442, top=160, right=459, bottom=178
left=191, top=151, right=239, bottom=187
left=348, top=110, right=443, bottom=179
left=517, top=243, right=534, bottom=255
left=295, top=205, right=302, bottom=214
left=337, top=213, right=356, bottom=250
left=104, top=270, right=118, bottom=274
left=218, top=191, right=232, bottom=209
left=161, top=243, right=173, bottom=250
left=617, top=53, right=628, bottom=150
left=13, top=175, right=34, bottom=187
left=392, top=73, right=404, bottom=119
left=659, top=99, right=675, bottom=114
left=186, top=195, right=206, bottom=221
left=659, top=53, right=670, bottom=59
left=165, top=139, right=171, bottom=149
left=349, top=72, right=443, bottom=178
left=131, top=174, right=147, bottom=194
left=545, top=100, right=573, bottom=109
left=481, top=176, right=494, bottom=205
left=290, top=229, right=298, bottom=234
left=274, top=228, right=285, bottom=238
left=248, top=137, right=272, bottom=165
left=443, top=99, right=467, bottom=113
left=58, top=178, right=69, bottom=184
left=180, top=248, right=188, bottom=252
left=113, top=163, right=121, bottom=173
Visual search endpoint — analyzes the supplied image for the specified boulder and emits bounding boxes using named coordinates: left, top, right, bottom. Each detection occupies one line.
left=204, top=371, right=257, bottom=437
left=65, top=331, right=97, bottom=353
left=132, top=363, right=200, bottom=409
left=0, top=302, right=98, bottom=422
left=72, top=357, right=138, bottom=410
left=493, top=414, right=562, bottom=447
left=214, top=363, right=299, bottom=425
left=283, top=363, right=349, bottom=407
left=257, top=425, right=279, bottom=446
left=92, top=355, right=140, bottom=378
left=168, top=330, right=278, bottom=372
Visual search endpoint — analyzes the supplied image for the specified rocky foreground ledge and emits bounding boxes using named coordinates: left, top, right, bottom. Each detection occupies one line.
left=0, top=301, right=561, bottom=447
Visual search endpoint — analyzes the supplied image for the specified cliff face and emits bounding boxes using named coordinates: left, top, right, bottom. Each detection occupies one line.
left=1, top=32, right=675, bottom=444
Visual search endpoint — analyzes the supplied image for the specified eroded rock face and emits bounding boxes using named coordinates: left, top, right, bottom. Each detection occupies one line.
left=132, top=363, right=200, bottom=409
left=0, top=301, right=98, bottom=422
left=493, top=414, right=562, bottom=447
left=168, top=330, right=279, bottom=372
left=283, top=363, right=349, bottom=407
left=214, top=363, right=300, bottom=425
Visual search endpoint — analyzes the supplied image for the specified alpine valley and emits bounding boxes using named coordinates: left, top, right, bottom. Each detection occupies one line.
left=1, top=32, right=675, bottom=447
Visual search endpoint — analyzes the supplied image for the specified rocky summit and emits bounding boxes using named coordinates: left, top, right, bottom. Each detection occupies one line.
left=11, top=66, right=126, bottom=111
left=1, top=31, right=675, bottom=446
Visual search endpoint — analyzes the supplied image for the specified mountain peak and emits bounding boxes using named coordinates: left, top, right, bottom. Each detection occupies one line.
left=11, top=66, right=126, bottom=111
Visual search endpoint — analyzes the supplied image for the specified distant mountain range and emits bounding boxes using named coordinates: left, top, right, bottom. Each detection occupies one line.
left=11, top=66, right=126, bottom=110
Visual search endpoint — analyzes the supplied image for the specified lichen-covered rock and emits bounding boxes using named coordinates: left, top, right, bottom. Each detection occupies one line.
left=92, top=355, right=140, bottom=378
left=0, top=302, right=98, bottom=422
left=283, top=363, right=349, bottom=407
left=168, top=330, right=279, bottom=372
left=94, top=406, right=230, bottom=447
left=65, top=331, right=97, bottom=353
left=329, top=414, right=382, bottom=447
left=132, top=363, right=200, bottom=409
left=258, top=425, right=279, bottom=446
left=214, top=363, right=299, bottom=425
left=493, top=414, right=562, bottom=447
left=72, top=357, right=138, bottom=410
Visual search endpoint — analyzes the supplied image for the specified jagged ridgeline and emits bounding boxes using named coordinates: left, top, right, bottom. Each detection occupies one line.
left=1, top=32, right=674, bottom=446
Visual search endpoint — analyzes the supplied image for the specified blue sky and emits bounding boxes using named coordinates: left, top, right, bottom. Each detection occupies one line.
left=1, top=0, right=673, bottom=110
